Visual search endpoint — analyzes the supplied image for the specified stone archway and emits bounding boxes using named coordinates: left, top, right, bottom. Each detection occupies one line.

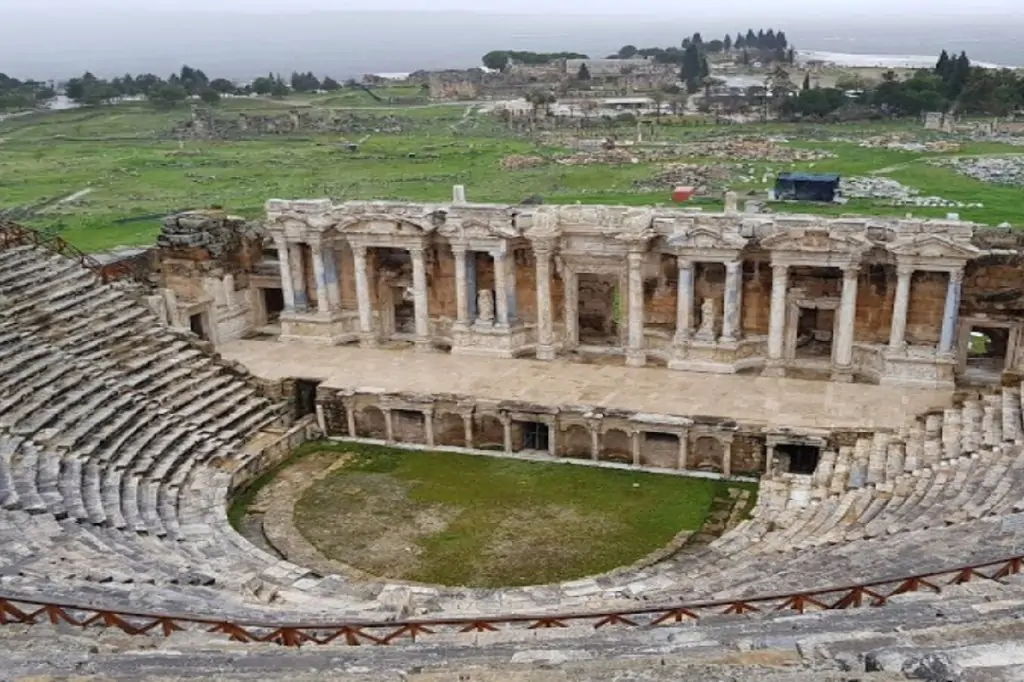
left=474, top=413, right=504, bottom=451
left=601, top=429, right=631, bottom=463
left=561, top=424, right=591, bottom=459
left=392, top=409, right=426, bottom=444
left=691, top=435, right=724, bottom=472
left=435, top=412, right=465, bottom=447
left=357, top=406, right=387, bottom=439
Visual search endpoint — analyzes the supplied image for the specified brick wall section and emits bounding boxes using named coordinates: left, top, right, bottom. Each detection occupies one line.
left=906, top=271, right=947, bottom=345
left=741, top=261, right=772, bottom=335
left=854, top=265, right=896, bottom=345
left=964, top=258, right=1024, bottom=319
left=731, top=436, right=765, bottom=474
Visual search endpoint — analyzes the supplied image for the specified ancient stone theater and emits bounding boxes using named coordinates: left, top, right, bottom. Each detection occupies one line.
left=4, top=190, right=1024, bottom=679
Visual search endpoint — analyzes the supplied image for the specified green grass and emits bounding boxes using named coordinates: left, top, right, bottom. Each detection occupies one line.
left=248, top=441, right=750, bottom=587
left=2, top=101, right=1021, bottom=253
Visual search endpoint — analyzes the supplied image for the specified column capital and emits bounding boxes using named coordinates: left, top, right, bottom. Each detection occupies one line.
left=627, top=250, right=644, bottom=265
left=949, top=267, right=964, bottom=284
left=352, top=244, right=368, bottom=258
left=677, top=256, right=694, bottom=271
left=771, top=263, right=789, bottom=278
left=530, top=238, right=556, bottom=255
left=725, top=259, right=742, bottom=273
left=841, top=264, right=860, bottom=277
left=409, top=245, right=426, bottom=258
left=451, top=242, right=468, bottom=256
left=896, top=264, right=915, bottom=278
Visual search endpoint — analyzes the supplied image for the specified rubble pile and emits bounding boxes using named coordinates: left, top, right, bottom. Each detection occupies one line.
left=158, top=210, right=262, bottom=257
left=934, top=156, right=1024, bottom=186
left=678, top=137, right=835, bottom=163
left=633, top=163, right=737, bottom=194
left=857, top=135, right=961, bottom=153
left=500, top=155, right=546, bottom=170
left=554, top=148, right=641, bottom=165
left=840, top=176, right=983, bottom=209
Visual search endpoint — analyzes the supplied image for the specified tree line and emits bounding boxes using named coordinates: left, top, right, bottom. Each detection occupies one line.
left=781, top=51, right=1024, bottom=119
left=0, top=65, right=350, bottom=112
left=481, top=51, right=589, bottom=71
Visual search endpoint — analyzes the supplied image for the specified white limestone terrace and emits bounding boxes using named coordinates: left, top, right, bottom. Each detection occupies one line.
left=4, top=237, right=1024, bottom=644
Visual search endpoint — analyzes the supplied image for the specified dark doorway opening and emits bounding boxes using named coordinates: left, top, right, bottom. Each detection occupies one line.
left=966, top=325, right=1009, bottom=384
left=394, top=287, right=416, bottom=334
left=577, top=274, right=620, bottom=346
left=294, top=378, right=320, bottom=419
left=521, top=421, right=549, bottom=452
left=189, top=313, right=206, bottom=340
left=263, top=288, right=285, bottom=322
left=777, top=443, right=821, bottom=475
left=795, top=306, right=834, bottom=359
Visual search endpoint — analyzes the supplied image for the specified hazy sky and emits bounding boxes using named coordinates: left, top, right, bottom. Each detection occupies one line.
left=1, top=0, right=1020, bottom=15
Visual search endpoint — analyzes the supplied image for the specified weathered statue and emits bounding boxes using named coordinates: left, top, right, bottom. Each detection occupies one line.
left=696, top=298, right=716, bottom=340
left=477, top=289, right=495, bottom=324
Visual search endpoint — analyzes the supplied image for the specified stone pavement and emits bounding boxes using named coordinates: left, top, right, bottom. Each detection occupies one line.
left=220, top=339, right=953, bottom=431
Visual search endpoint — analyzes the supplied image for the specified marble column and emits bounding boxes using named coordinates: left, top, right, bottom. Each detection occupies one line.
left=721, top=260, right=743, bottom=343
left=383, top=408, right=394, bottom=443
left=534, top=246, right=555, bottom=360
left=625, top=251, right=646, bottom=367
left=501, top=415, right=512, bottom=453
left=722, top=439, right=733, bottom=477
left=462, top=414, right=474, bottom=449
left=467, top=251, right=478, bottom=321
left=563, top=269, right=578, bottom=349
left=344, top=403, right=356, bottom=438
left=590, top=427, right=600, bottom=460
left=939, top=268, right=964, bottom=356
left=677, top=432, right=689, bottom=470
left=832, top=265, right=859, bottom=381
left=673, top=258, right=694, bottom=344
left=310, top=242, right=330, bottom=315
left=492, top=251, right=510, bottom=328
left=630, top=431, right=641, bottom=466
left=410, top=245, right=431, bottom=351
left=353, top=245, right=376, bottom=347
left=324, top=246, right=341, bottom=310
left=275, top=238, right=296, bottom=311
left=452, top=245, right=469, bottom=328
left=766, top=264, right=789, bottom=367
left=288, top=243, right=308, bottom=310
left=546, top=421, right=557, bottom=457
left=423, top=408, right=435, bottom=448
left=888, top=265, right=913, bottom=353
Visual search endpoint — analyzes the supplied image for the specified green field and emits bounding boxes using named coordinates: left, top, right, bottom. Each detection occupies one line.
left=1, top=95, right=1021, bottom=253
left=234, top=441, right=750, bottom=587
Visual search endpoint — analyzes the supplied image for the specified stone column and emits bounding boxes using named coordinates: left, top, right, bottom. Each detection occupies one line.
left=590, top=427, right=601, bottom=461
left=625, top=251, right=646, bottom=367
left=410, top=245, right=431, bottom=351
left=677, top=432, right=689, bottom=470
left=289, top=243, right=308, bottom=310
left=939, top=268, right=964, bottom=356
left=832, top=265, right=859, bottom=382
left=563, top=268, right=578, bottom=349
left=673, top=258, right=694, bottom=345
left=722, top=438, right=733, bottom=477
left=501, top=414, right=512, bottom=453
left=462, top=414, right=474, bottom=449
left=631, top=431, right=641, bottom=466
left=888, top=265, right=913, bottom=353
left=721, top=260, right=743, bottom=343
left=344, top=402, right=356, bottom=438
left=324, top=246, right=341, bottom=310
left=452, top=245, right=469, bottom=328
left=311, top=242, right=330, bottom=315
left=534, top=245, right=555, bottom=360
left=353, top=245, right=376, bottom=347
left=275, top=238, right=296, bottom=311
left=547, top=420, right=558, bottom=457
left=383, top=408, right=394, bottom=443
left=423, top=408, right=435, bottom=448
left=466, top=251, right=478, bottom=321
left=492, top=250, right=510, bottom=328
left=766, top=264, right=789, bottom=369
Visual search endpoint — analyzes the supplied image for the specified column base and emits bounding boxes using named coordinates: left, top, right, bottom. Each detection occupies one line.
left=762, top=361, right=786, bottom=378
left=831, top=366, right=854, bottom=383
left=536, top=344, right=556, bottom=361
left=359, top=334, right=379, bottom=349
left=625, top=349, right=647, bottom=367
left=414, top=337, right=434, bottom=353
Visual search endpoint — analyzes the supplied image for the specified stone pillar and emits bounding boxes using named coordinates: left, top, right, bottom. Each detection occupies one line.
left=677, top=432, right=689, bottom=470
left=832, top=265, right=859, bottom=382
left=724, top=191, right=739, bottom=214
left=311, top=242, right=330, bottom=315
left=722, top=438, right=732, bottom=477
left=721, top=260, right=743, bottom=343
left=275, top=238, right=296, bottom=311
left=506, top=250, right=518, bottom=324
left=590, top=427, right=601, bottom=461
left=631, top=431, right=641, bottom=466
left=765, top=442, right=776, bottom=475
left=423, top=408, right=435, bottom=448
left=625, top=251, right=646, bottom=367
left=888, top=265, right=913, bottom=353
left=289, top=243, right=307, bottom=310
left=383, top=408, right=394, bottom=443
left=547, top=420, right=557, bottom=457
left=324, top=246, right=341, bottom=310
left=345, top=402, right=356, bottom=438
left=353, top=245, right=376, bottom=347
left=453, top=245, right=469, bottom=328
left=766, top=264, right=789, bottom=369
left=462, top=414, right=474, bottom=449
left=564, top=268, right=578, bottom=349
left=534, top=245, right=555, bottom=360
left=466, top=251, right=478, bottom=321
left=673, top=258, right=693, bottom=344
left=501, top=414, right=512, bottom=453
left=452, top=184, right=466, bottom=203
left=938, top=268, right=964, bottom=356
left=492, top=251, right=510, bottom=328
left=410, top=245, right=431, bottom=351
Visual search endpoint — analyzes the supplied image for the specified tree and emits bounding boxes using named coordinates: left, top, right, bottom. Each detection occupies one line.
left=735, top=33, right=745, bottom=50
left=209, top=78, right=236, bottom=94
left=525, top=89, right=556, bottom=120
left=321, top=76, right=341, bottom=91
left=577, top=62, right=591, bottom=80
left=802, top=72, right=811, bottom=90
left=199, top=88, right=221, bottom=106
left=482, top=51, right=510, bottom=71
left=746, top=29, right=758, bottom=48
left=680, top=43, right=706, bottom=94
left=723, top=34, right=733, bottom=52
left=251, top=76, right=274, bottom=95
left=617, top=45, right=638, bottom=59
left=706, top=39, right=724, bottom=53
left=148, top=82, right=188, bottom=108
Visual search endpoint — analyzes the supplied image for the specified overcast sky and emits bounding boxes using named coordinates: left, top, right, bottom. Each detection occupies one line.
left=1, top=0, right=1020, bottom=15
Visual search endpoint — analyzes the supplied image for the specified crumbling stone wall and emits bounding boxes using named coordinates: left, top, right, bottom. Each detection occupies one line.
left=964, top=256, right=1024, bottom=319
left=741, top=260, right=773, bottom=335
left=853, top=265, right=897, bottom=345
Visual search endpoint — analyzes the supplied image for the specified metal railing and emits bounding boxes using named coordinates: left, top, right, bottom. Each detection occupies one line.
left=0, top=554, right=1020, bottom=647
left=0, top=218, right=141, bottom=284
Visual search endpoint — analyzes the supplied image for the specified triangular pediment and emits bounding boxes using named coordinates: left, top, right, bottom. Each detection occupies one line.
left=335, top=213, right=436, bottom=234
left=760, top=229, right=870, bottom=254
left=668, top=225, right=747, bottom=250
left=888, top=234, right=980, bottom=259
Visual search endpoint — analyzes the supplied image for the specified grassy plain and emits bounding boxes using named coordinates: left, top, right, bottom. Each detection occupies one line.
left=1, top=94, right=1021, bottom=252
left=277, top=442, right=748, bottom=587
